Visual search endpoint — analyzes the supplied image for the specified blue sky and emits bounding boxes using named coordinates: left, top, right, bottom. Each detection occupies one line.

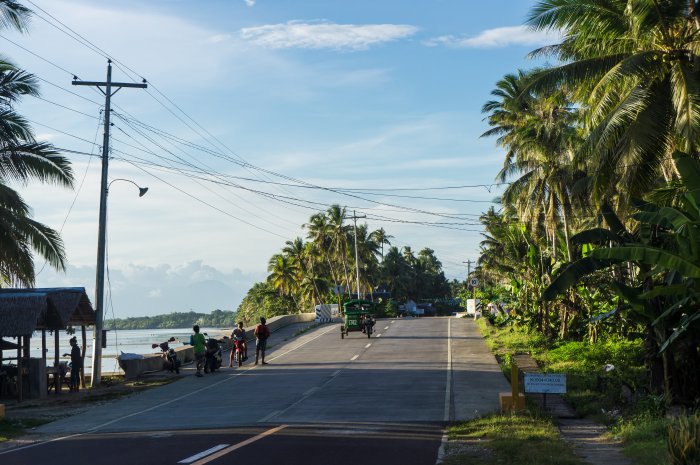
left=7, top=0, right=556, bottom=317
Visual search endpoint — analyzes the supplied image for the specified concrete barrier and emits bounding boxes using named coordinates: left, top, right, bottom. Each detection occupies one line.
left=118, top=313, right=316, bottom=379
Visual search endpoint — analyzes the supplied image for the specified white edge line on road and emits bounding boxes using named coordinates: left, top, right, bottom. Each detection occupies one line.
left=303, top=386, right=319, bottom=396
left=178, top=444, right=230, bottom=464
left=391, top=320, right=395, bottom=324
left=351, top=354, right=359, bottom=361
left=364, top=343, right=372, bottom=348
left=88, top=323, right=338, bottom=433
left=1, top=322, right=339, bottom=455
left=384, top=326, right=389, bottom=330
left=189, top=425, right=287, bottom=465
left=257, top=410, right=282, bottom=423
left=444, top=317, right=452, bottom=422
left=331, top=370, right=340, bottom=377
left=376, top=333, right=382, bottom=338
left=436, top=317, right=453, bottom=464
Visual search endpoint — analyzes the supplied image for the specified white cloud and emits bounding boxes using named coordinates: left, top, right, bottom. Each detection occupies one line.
left=425, top=25, right=560, bottom=49
left=244, top=0, right=256, bottom=6
left=240, top=20, right=418, bottom=51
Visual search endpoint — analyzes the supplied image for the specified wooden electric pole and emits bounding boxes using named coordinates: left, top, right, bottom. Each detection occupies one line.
left=73, top=60, right=147, bottom=387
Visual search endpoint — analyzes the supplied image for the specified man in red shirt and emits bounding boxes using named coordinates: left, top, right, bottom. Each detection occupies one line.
left=254, top=316, right=270, bottom=365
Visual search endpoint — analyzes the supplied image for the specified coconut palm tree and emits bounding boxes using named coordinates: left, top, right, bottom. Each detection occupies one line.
left=369, top=227, right=393, bottom=261
left=267, top=253, right=299, bottom=310
left=0, top=1, right=74, bottom=286
left=483, top=69, right=581, bottom=261
left=527, top=0, right=700, bottom=203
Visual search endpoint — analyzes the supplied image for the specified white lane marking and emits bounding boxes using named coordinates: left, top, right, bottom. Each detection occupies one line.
left=391, top=320, right=395, bottom=324
left=88, top=323, right=338, bottom=433
left=189, top=426, right=287, bottom=465
left=178, top=444, right=229, bottom=464
left=384, top=326, right=389, bottom=330
left=376, top=333, right=382, bottom=338
left=351, top=354, right=359, bottom=361
left=331, top=370, right=341, bottom=377
left=257, top=410, right=282, bottom=423
left=435, top=432, right=449, bottom=464
left=1, top=326, right=338, bottom=455
left=443, top=317, right=452, bottom=422
left=303, top=386, right=319, bottom=396
left=364, top=343, right=372, bottom=348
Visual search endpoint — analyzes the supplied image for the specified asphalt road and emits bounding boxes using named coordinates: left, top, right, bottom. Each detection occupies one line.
left=0, top=317, right=508, bottom=465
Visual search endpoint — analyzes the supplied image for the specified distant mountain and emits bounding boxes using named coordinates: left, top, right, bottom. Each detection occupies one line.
left=106, top=309, right=236, bottom=330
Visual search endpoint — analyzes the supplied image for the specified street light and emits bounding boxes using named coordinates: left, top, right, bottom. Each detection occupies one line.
left=91, top=177, right=148, bottom=387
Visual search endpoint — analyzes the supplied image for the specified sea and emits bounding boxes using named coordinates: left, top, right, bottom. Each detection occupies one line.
left=21, top=327, right=231, bottom=375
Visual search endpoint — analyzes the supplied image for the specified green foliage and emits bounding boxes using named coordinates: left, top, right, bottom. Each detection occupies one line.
left=106, top=309, right=236, bottom=330
left=667, top=413, right=700, bottom=465
left=446, top=411, right=586, bottom=465
left=0, top=418, right=49, bottom=442
left=237, top=281, right=297, bottom=325
left=612, top=415, right=669, bottom=465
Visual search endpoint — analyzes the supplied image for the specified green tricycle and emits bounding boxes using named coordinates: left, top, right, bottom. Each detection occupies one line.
left=341, top=299, right=376, bottom=339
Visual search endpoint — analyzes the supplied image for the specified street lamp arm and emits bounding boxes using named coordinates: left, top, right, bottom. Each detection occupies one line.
left=108, top=178, right=148, bottom=197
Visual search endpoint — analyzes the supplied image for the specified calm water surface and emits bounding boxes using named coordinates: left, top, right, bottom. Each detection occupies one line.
left=22, top=327, right=230, bottom=374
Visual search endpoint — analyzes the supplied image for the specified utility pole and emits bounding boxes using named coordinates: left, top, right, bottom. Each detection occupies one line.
left=73, top=60, right=146, bottom=387
left=462, top=260, right=473, bottom=283
left=349, top=210, right=366, bottom=300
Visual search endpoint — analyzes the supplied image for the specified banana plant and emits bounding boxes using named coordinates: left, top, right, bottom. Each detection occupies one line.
left=541, top=152, right=700, bottom=399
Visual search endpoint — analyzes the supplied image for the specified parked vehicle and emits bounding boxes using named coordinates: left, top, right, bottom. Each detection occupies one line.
left=152, top=337, right=180, bottom=374
left=203, top=335, right=222, bottom=373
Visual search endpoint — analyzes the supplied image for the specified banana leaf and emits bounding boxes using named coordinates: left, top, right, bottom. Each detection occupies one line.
left=540, top=256, right=618, bottom=301
left=591, top=246, right=700, bottom=278
left=571, top=228, right=621, bottom=245
left=673, top=152, right=700, bottom=206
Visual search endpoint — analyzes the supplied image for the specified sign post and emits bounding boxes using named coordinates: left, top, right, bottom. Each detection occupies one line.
left=524, top=373, right=566, bottom=410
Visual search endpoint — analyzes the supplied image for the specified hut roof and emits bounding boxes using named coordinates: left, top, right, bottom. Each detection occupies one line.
left=0, top=288, right=95, bottom=334
left=0, top=293, right=47, bottom=337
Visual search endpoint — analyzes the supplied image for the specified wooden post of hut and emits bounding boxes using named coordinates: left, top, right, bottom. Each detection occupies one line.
left=16, top=336, right=22, bottom=402
left=54, top=330, right=60, bottom=395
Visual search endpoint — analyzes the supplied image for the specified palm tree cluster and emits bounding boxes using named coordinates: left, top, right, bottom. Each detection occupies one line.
left=479, top=0, right=700, bottom=403
left=0, top=1, right=73, bottom=286
left=237, top=204, right=451, bottom=324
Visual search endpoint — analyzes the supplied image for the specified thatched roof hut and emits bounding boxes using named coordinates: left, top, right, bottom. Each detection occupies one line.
left=0, top=293, right=47, bottom=337
left=0, top=288, right=95, bottom=336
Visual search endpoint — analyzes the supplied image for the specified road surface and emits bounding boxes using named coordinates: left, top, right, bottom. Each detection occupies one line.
left=0, top=317, right=508, bottom=465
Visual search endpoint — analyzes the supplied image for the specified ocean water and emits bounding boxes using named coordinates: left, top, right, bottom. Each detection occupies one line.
left=17, top=327, right=231, bottom=375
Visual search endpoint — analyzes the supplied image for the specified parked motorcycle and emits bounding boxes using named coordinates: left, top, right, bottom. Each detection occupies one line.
left=152, top=337, right=180, bottom=374
left=203, top=335, right=222, bottom=373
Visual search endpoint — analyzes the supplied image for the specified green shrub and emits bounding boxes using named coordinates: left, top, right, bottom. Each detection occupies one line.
left=668, top=413, right=700, bottom=465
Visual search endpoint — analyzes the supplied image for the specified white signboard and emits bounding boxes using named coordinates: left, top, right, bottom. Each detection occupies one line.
left=466, top=299, right=481, bottom=316
left=524, top=373, right=566, bottom=394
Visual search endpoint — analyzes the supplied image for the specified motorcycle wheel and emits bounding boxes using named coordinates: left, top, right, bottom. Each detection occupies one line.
left=237, top=351, right=243, bottom=367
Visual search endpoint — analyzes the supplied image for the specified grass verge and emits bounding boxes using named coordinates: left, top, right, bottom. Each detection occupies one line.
left=443, top=410, right=586, bottom=465
left=0, top=418, right=50, bottom=442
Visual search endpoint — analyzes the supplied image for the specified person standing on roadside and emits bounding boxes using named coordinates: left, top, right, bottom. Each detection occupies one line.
left=254, top=317, right=270, bottom=365
left=190, top=325, right=206, bottom=377
left=62, top=336, right=82, bottom=391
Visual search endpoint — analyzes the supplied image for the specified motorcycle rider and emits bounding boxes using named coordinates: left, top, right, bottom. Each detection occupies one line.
left=229, top=321, right=248, bottom=367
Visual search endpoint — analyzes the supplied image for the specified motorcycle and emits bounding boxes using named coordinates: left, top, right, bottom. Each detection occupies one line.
left=203, top=335, right=223, bottom=373
left=232, top=338, right=246, bottom=367
left=152, top=337, right=180, bottom=374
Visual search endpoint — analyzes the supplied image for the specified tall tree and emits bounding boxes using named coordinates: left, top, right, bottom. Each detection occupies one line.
left=527, top=0, right=700, bottom=203
left=0, top=1, right=74, bottom=286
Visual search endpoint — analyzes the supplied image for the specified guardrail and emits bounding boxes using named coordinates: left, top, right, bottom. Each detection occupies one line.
left=119, top=313, right=316, bottom=379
